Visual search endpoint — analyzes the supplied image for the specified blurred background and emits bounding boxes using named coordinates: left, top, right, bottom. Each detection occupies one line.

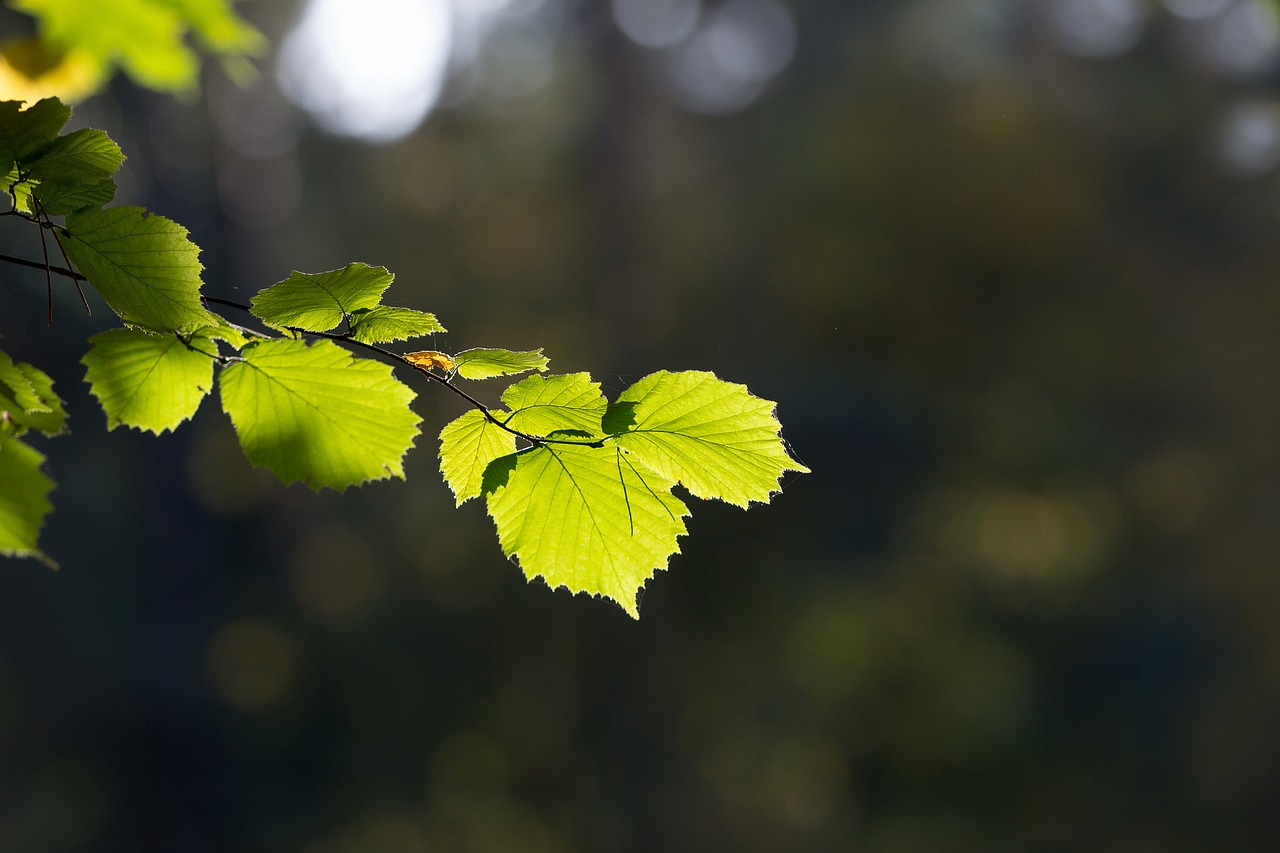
left=3, top=0, right=1280, bottom=849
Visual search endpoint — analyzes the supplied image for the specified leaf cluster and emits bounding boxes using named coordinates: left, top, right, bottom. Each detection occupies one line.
left=0, top=98, right=808, bottom=616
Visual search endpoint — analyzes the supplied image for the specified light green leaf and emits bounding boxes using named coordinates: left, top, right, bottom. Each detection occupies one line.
left=192, top=317, right=249, bottom=349
left=82, top=328, right=214, bottom=433
left=347, top=306, right=446, bottom=344
left=8, top=361, right=65, bottom=436
left=0, top=434, right=56, bottom=566
left=483, top=442, right=689, bottom=618
left=219, top=338, right=421, bottom=491
left=62, top=205, right=214, bottom=332
left=0, top=97, right=70, bottom=176
left=0, top=348, right=45, bottom=414
left=28, top=127, right=123, bottom=215
left=249, top=263, right=394, bottom=333
left=2, top=164, right=35, bottom=213
left=501, top=373, right=606, bottom=437
left=603, top=370, right=809, bottom=508
left=438, top=409, right=515, bottom=506
left=0, top=350, right=66, bottom=436
left=453, top=348, right=549, bottom=380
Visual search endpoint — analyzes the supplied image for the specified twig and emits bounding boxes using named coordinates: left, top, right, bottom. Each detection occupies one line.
left=200, top=295, right=607, bottom=449
left=0, top=251, right=85, bottom=281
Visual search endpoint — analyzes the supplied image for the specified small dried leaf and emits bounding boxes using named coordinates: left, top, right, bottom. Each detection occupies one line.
left=404, top=350, right=457, bottom=372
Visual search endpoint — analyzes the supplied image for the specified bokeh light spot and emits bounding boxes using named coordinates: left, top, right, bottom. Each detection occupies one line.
left=206, top=620, right=298, bottom=709
left=1163, top=0, right=1231, bottom=20
left=668, top=0, right=797, bottom=114
left=1216, top=100, right=1280, bottom=176
left=612, top=0, right=701, bottom=49
left=1049, top=0, right=1146, bottom=58
left=278, top=0, right=453, bottom=142
left=708, top=0, right=797, bottom=82
left=1205, top=0, right=1280, bottom=77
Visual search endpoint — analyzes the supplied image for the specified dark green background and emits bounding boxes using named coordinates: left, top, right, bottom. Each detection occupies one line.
left=3, top=0, right=1280, bottom=849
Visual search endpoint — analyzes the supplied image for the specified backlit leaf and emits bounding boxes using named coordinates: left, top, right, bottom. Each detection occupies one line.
left=0, top=349, right=65, bottom=436
left=0, top=434, right=56, bottom=566
left=348, top=306, right=445, bottom=344
left=0, top=348, right=45, bottom=415
left=194, top=317, right=249, bottom=349
left=501, top=373, right=606, bottom=437
left=483, top=442, right=689, bottom=618
left=82, top=328, right=215, bottom=433
left=603, top=370, right=809, bottom=508
left=2, top=163, right=35, bottom=212
left=62, top=205, right=215, bottom=332
left=438, top=409, right=515, bottom=506
left=250, top=262, right=393, bottom=333
left=453, top=348, right=548, bottom=380
left=219, top=338, right=421, bottom=491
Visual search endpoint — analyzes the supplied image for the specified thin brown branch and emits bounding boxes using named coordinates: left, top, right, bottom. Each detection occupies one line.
left=201, top=295, right=607, bottom=449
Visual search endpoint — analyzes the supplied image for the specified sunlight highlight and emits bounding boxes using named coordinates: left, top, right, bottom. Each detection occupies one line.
left=278, top=0, right=453, bottom=142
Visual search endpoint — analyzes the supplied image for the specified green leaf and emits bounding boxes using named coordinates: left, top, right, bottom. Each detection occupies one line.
left=0, top=98, right=74, bottom=211
left=0, top=350, right=66, bottom=436
left=190, top=316, right=249, bottom=349
left=0, top=434, right=56, bottom=566
left=453, top=348, right=549, bottom=380
left=483, top=442, right=689, bottom=618
left=164, top=0, right=267, bottom=55
left=249, top=263, right=394, bottom=333
left=0, top=348, right=45, bottom=415
left=603, top=370, right=809, bottom=508
left=28, top=127, right=123, bottom=215
left=81, top=328, right=215, bottom=433
left=438, top=409, right=516, bottom=506
left=501, top=373, right=607, bottom=437
left=33, top=176, right=115, bottom=215
left=347, top=306, right=446, bottom=344
left=62, top=205, right=214, bottom=333
left=0, top=97, right=70, bottom=176
left=11, top=0, right=262, bottom=93
left=8, top=361, right=65, bottom=436
left=219, top=339, right=421, bottom=491
left=2, top=164, right=35, bottom=213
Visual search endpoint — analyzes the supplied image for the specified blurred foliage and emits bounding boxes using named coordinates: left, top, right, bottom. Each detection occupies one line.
left=3, top=0, right=1280, bottom=850
left=0, top=0, right=262, bottom=102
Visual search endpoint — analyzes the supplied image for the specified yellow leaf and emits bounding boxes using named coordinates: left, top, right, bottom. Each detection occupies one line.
left=0, top=38, right=104, bottom=103
left=404, top=351, right=456, bottom=372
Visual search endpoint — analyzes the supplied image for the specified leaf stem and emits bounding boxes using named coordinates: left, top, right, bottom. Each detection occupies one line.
left=200, top=295, right=607, bottom=449
left=0, top=249, right=607, bottom=449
